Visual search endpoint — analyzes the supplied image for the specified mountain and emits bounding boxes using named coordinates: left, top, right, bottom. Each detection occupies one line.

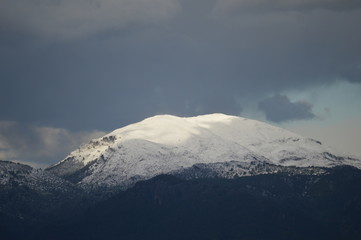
left=9, top=166, right=361, bottom=240
left=0, top=160, right=76, bottom=193
left=0, top=160, right=85, bottom=234
left=47, top=113, right=360, bottom=190
left=2, top=114, right=361, bottom=240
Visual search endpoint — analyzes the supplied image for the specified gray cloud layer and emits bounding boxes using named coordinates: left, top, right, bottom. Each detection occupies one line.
left=0, top=121, right=105, bottom=166
left=258, top=94, right=316, bottom=122
left=1, top=1, right=360, bottom=129
left=0, top=0, right=180, bottom=40
left=213, top=0, right=361, bottom=14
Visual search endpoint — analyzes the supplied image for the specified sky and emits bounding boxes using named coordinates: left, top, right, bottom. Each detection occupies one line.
left=1, top=0, right=361, bottom=168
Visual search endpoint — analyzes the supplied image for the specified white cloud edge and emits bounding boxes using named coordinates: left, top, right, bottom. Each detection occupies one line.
left=0, top=121, right=107, bottom=167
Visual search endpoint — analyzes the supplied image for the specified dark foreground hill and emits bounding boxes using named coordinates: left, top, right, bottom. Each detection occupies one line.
left=2, top=165, right=361, bottom=240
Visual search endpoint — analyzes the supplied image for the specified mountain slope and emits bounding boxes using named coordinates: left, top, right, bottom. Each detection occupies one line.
left=0, top=160, right=84, bottom=225
left=47, top=114, right=360, bottom=189
left=0, top=160, right=77, bottom=193
left=29, top=166, right=361, bottom=240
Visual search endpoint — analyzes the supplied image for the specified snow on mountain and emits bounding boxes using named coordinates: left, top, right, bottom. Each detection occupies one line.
left=0, top=160, right=78, bottom=193
left=47, top=114, right=361, bottom=189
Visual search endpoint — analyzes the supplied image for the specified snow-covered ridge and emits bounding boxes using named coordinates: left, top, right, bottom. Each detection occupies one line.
left=47, top=113, right=361, bottom=189
left=0, top=160, right=78, bottom=193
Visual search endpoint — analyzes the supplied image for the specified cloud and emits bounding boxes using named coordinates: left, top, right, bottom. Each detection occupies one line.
left=258, top=94, right=316, bottom=122
left=0, top=0, right=360, bottom=132
left=213, top=0, right=361, bottom=14
left=0, top=0, right=180, bottom=40
left=0, top=121, right=106, bottom=167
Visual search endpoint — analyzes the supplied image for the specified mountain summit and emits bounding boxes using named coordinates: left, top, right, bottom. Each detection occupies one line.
left=47, top=114, right=360, bottom=189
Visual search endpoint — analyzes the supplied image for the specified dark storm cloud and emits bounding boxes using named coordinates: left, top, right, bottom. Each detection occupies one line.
left=213, top=0, right=361, bottom=13
left=258, top=94, right=316, bottom=122
left=0, top=0, right=181, bottom=40
left=0, top=0, right=360, bottom=130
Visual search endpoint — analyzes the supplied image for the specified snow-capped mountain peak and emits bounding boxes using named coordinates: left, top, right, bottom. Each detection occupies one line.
left=47, top=114, right=360, bottom=189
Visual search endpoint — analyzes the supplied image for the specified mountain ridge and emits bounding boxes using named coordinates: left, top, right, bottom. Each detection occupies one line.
left=46, top=113, right=361, bottom=190
left=4, top=165, right=360, bottom=240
